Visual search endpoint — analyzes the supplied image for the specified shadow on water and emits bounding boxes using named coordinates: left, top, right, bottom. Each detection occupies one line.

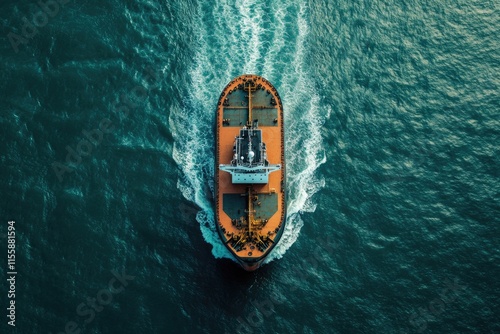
left=215, top=259, right=257, bottom=285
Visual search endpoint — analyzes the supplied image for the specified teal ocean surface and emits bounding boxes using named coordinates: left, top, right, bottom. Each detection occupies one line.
left=1, top=0, right=498, bottom=333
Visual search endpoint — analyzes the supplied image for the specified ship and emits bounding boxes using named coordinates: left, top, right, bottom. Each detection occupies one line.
left=215, top=74, right=286, bottom=271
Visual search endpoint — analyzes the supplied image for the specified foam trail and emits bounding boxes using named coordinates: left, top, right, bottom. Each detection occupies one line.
left=170, top=0, right=330, bottom=264
left=237, top=0, right=264, bottom=74
left=262, top=3, right=286, bottom=79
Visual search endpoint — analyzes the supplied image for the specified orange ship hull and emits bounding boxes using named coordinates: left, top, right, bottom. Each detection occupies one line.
left=215, top=74, right=286, bottom=271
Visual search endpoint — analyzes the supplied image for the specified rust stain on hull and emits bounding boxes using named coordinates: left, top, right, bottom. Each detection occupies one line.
left=215, top=74, right=286, bottom=271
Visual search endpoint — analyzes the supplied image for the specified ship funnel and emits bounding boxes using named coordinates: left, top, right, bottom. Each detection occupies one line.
left=248, top=150, right=255, bottom=163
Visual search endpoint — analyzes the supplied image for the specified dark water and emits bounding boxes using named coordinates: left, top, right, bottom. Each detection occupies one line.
left=1, top=0, right=498, bottom=333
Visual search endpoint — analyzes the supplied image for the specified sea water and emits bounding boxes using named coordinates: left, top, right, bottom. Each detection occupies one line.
left=0, top=0, right=498, bottom=333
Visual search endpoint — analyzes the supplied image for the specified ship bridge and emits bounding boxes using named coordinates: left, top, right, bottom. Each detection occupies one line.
left=219, top=125, right=281, bottom=184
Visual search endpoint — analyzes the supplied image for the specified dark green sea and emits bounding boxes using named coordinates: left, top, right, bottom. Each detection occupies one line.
left=1, top=0, right=499, bottom=333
